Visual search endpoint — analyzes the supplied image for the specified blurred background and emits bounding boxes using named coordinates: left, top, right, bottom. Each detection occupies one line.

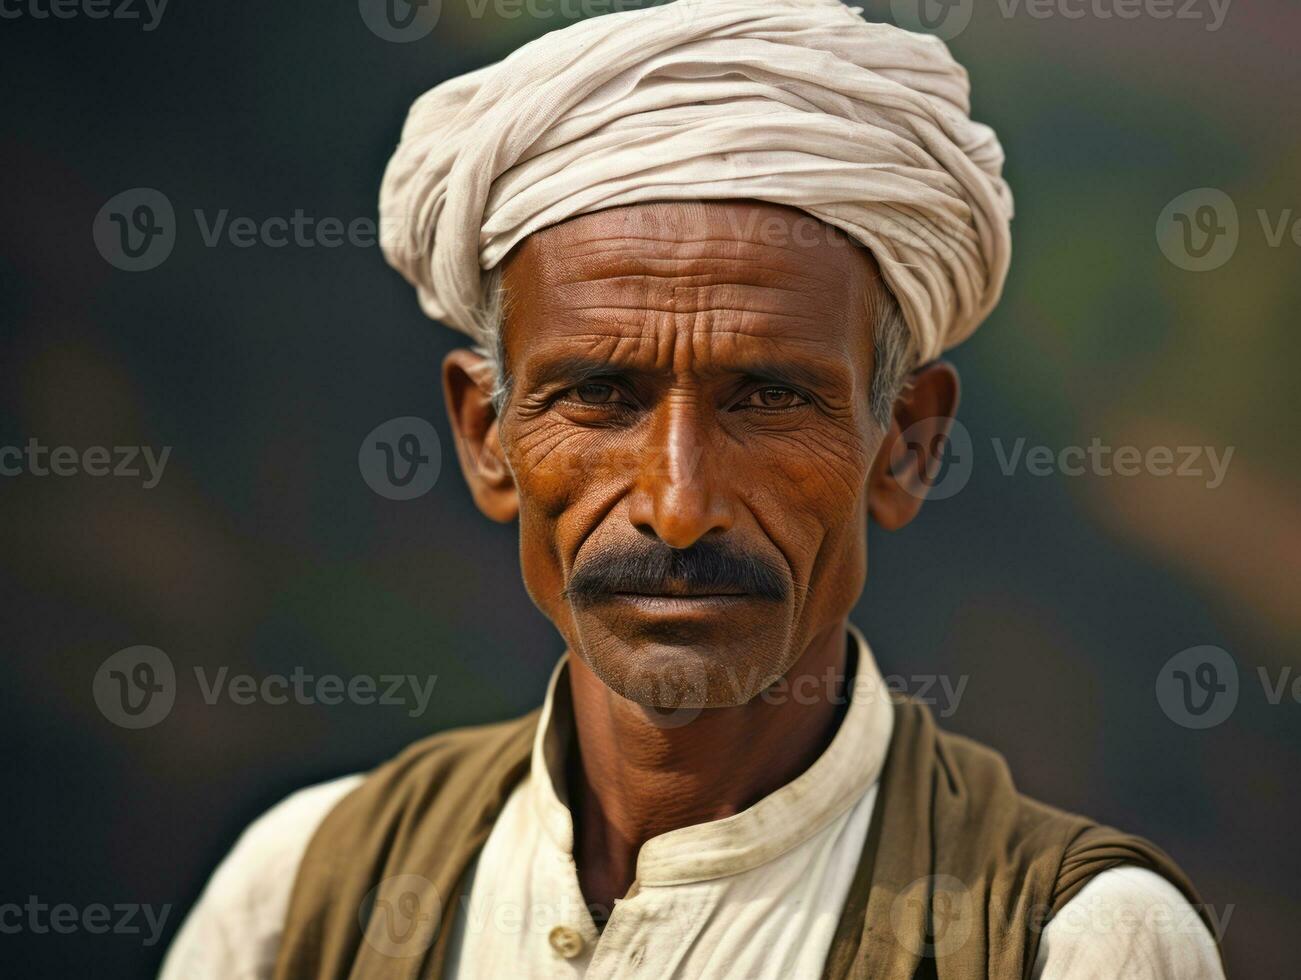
left=1, top=0, right=1296, bottom=975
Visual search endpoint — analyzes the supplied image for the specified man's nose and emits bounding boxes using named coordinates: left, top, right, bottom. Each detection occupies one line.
left=626, top=402, right=734, bottom=549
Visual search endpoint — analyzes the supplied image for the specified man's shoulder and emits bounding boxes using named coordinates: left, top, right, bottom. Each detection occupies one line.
left=1037, top=866, right=1225, bottom=979
left=215, top=775, right=368, bottom=889
left=161, top=711, right=541, bottom=979
left=209, top=710, right=538, bottom=876
left=884, top=702, right=1228, bottom=978
left=160, top=774, right=365, bottom=979
left=223, top=709, right=541, bottom=879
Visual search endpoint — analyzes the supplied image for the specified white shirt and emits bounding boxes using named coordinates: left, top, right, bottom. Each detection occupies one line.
left=161, top=629, right=1222, bottom=979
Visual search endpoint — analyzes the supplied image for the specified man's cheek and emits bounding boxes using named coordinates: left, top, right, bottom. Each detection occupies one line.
left=515, top=507, right=571, bottom=620
left=762, top=442, right=869, bottom=523
left=506, top=426, right=592, bottom=510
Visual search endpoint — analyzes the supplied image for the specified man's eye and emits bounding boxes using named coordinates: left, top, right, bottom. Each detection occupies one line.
left=570, top=383, right=619, bottom=405
left=741, top=386, right=806, bottom=410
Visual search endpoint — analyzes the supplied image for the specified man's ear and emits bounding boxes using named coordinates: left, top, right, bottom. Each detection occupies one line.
left=442, top=348, right=518, bottom=523
left=867, top=360, right=961, bottom=531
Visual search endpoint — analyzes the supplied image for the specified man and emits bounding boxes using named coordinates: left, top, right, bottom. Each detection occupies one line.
left=162, top=0, right=1224, bottom=976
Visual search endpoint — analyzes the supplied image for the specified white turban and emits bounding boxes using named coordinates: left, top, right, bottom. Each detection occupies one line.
left=379, top=0, right=1013, bottom=363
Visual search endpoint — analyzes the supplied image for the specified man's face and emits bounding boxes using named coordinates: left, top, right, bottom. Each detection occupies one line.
left=490, top=202, right=889, bottom=708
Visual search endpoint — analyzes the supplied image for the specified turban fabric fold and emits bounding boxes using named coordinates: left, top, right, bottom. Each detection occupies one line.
left=379, top=0, right=1013, bottom=363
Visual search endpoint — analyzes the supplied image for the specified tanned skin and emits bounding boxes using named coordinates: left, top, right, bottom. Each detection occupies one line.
left=442, top=201, right=959, bottom=924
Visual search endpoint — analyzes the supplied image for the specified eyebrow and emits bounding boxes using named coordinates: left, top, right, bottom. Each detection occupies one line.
left=524, top=352, right=849, bottom=395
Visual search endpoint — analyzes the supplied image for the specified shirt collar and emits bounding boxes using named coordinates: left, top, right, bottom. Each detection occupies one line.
left=527, top=623, right=895, bottom=885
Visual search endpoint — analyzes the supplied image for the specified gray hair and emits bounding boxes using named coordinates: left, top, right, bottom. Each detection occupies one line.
left=469, top=266, right=914, bottom=432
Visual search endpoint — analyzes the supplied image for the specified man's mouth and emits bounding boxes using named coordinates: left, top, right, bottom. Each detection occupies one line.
left=610, top=585, right=748, bottom=599
left=592, top=584, right=755, bottom=616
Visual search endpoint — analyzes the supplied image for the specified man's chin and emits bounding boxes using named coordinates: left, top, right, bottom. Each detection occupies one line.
left=569, top=607, right=794, bottom=711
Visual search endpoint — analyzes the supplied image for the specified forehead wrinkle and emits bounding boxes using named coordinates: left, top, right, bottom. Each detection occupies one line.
left=542, top=245, right=849, bottom=295
left=527, top=302, right=855, bottom=357
left=508, top=205, right=877, bottom=391
left=518, top=319, right=856, bottom=394
left=538, top=274, right=856, bottom=327
left=679, top=308, right=856, bottom=382
left=548, top=262, right=833, bottom=290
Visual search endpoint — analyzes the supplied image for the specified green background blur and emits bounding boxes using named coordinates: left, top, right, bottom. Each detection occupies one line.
left=1, top=0, right=1296, bottom=975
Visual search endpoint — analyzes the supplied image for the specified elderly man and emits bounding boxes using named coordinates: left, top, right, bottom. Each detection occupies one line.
left=161, top=1, right=1224, bottom=977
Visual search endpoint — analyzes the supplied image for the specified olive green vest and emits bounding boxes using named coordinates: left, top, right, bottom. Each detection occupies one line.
left=272, top=698, right=1219, bottom=979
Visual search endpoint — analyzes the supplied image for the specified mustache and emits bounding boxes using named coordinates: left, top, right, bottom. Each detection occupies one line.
left=563, top=538, right=789, bottom=605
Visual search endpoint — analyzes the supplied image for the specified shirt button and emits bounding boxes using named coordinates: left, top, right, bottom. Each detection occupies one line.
left=549, top=924, right=585, bottom=959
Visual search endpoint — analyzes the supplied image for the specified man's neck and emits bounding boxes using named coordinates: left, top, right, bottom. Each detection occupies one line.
left=563, top=618, right=853, bottom=923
